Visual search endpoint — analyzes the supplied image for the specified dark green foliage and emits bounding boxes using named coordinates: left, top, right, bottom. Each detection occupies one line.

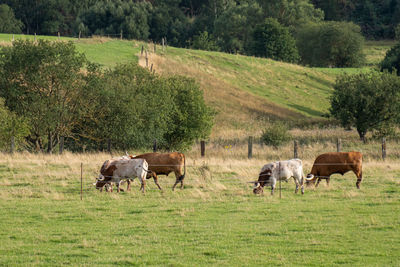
left=313, top=0, right=400, bottom=39
left=0, top=4, right=23, bottom=33
left=261, top=122, right=292, bottom=148
left=214, top=1, right=263, bottom=53
left=250, top=18, right=299, bottom=63
left=0, top=40, right=95, bottom=151
left=0, top=40, right=214, bottom=152
left=190, top=31, right=220, bottom=51
left=296, top=21, right=365, bottom=67
left=162, top=76, right=215, bottom=150
left=380, top=42, right=400, bottom=75
left=80, top=0, right=152, bottom=40
left=0, top=98, right=30, bottom=150
left=330, top=71, right=400, bottom=140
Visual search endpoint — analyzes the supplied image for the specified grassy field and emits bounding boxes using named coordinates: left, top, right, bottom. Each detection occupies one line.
left=0, top=151, right=399, bottom=266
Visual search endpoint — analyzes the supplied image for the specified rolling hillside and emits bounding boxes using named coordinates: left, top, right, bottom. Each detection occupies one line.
left=0, top=34, right=392, bottom=138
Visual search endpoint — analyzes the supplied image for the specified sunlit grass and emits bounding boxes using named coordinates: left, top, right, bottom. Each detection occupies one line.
left=0, top=151, right=398, bottom=265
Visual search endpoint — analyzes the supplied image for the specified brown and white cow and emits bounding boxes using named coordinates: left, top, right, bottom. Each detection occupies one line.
left=94, top=157, right=149, bottom=193
left=129, top=152, right=186, bottom=191
left=253, top=159, right=305, bottom=195
left=305, top=152, right=363, bottom=189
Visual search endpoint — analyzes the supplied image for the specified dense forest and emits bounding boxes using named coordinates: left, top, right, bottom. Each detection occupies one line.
left=1, top=0, right=399, bottom=46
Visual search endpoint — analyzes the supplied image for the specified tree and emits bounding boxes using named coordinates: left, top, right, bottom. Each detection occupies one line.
left=380, top=42, right=400, bottom=76
left=296, top=21, right=365, bottom=67
left=214, top=0, right=263, bottom=53
left=0, top=40, right=96, bottom=152
left=190, top=31, right=220, bottom=51
left=0, top=98, right=30, bottom=151
left=330, top=71, right=400, bottom=141
left=0, top=4, right=23, bottom=33
left=250, top=18, right=299, bottom=63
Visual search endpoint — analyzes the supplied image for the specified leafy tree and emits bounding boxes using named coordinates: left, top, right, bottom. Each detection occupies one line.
left=296, top=21, right=365, bottom=67
left=330, top=71, right=400, bottom=141
left=380, top=42, right=400, bottom=76
left=250, top=18, right=299, bottom=63
left=190, top=31, right=220, bottom=51
left=162, top=76, right=215, bottom=150
left=257, top=0, right=324, bottom=28
left=0, top=40, right=96, bottom=152
left=214, top=0, right=263, bottom=53
left=0, top=4, right=23, bottom=33
left=0, top=98, right=30, bottom=151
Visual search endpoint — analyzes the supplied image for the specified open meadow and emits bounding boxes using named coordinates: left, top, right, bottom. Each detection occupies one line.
left=0, top=142, right=399, bottom=265
left=0, top=34, right=399, bottom=265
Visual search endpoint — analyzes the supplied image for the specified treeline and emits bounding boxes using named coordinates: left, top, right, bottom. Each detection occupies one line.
left=0, top=40, right=214, bottom=152
left=2, top=0, right=399, bottom=43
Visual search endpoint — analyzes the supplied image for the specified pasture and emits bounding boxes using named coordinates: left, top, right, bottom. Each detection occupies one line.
left=0, top=147, right=399, bottom=266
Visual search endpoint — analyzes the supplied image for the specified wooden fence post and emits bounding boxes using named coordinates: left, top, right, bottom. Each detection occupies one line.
left=80, top=163, right=83, bottom=201
left=153, top=139, right=157, bottom=152
left=337, top=138, right=341, bottom=152
left=294, top=140, right=298, bottom=158
left=162, top=38, right=165, bottom=51
left=200, top=141, right=205, bottom=157
left=10, top=136, right=15, bottom=154
left=107, top=139, right=111, bottom=154
left=145, top=50, right=148, bottom=67
left=382, top=137, right=386, bottom=161
left=141, top=45, right=144, bottom=56
left=150, top=63, right=153, bottom=72
left=120, top=30, right=123, bottom=40
left=78, top=31, right=81, bottom=41
left=248, top=136, right=253, bottom=159
left=58, top=32, right=60, bottom=40
left=154, top=43, right=156, bottom=53
left=59, top=136, right=64, bottom=154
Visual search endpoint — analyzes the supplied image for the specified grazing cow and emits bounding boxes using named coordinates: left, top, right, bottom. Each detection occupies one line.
left=253, top=159, right=305, bottom=195
left=94, top=157, right=149, bottom=193
left=305, top=152, right=363, bottom=189
left=129, top=152, right=186, bottom=190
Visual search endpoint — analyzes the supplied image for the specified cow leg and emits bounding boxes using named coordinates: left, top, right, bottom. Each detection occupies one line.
left=117, top=182, right=121, bottom=193
left=151, top=172, right=162, bottom=190
left=294, top=177, right=300, bottom=194
left=271, top=179, right=276, bottom=195
left=326, top=177, right=330, bottom=186
left=355, top=170, right=362, bottom=189
left=126, top=179, right=131, bottom=191
left=315, top=178, right=322, bottom=187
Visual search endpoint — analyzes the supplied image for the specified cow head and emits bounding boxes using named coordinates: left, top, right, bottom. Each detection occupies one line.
left=93, top=174, right=107, bottom=190
left=305, top=174, right=316, bottom=186
left=253, top=169, right=272, bottom=194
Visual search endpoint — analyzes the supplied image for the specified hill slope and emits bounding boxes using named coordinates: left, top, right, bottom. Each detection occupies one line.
left=0, top=34, right=389, bottom=138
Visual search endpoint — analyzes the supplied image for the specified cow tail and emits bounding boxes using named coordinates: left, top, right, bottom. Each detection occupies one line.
left=178, top=153, right=186, bottom=181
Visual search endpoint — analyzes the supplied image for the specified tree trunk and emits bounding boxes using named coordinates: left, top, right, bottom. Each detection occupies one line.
left=357, top=129, right=367, bottom=143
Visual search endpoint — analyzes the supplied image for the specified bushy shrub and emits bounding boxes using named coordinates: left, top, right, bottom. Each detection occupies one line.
left=261, top=122, right=292, bottom=148
left=250, top=18, right=299, bottom=63
left=380, top=42, right=400, bottom=75
left=191, top=31, right=220, bottom=51
left=296, top=21, right=365, bottom=67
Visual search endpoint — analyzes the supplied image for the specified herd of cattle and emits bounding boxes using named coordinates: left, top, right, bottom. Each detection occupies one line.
left=94, top=151, right=363, bottom=194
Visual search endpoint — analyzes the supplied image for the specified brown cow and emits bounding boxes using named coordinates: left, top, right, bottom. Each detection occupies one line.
left=129, top=152, right=186, bottom=191
left=305, top=152, right=363, bottom=189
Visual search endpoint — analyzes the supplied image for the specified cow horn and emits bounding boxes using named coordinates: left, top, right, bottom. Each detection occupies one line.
left=98, top=174, right=105, bottom=181
left=305, top=174, right=314, bottom=181
left=125, top=151, right=129, bottom=156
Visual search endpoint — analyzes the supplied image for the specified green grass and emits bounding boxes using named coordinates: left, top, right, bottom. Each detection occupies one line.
left=0, top=33, right=142, bottom=68
left=0, top=153, right=399, bottom=265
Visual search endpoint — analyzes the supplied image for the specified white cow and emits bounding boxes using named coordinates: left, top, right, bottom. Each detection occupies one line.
left=95, top=157, right=149, bottom=193
left=253, top=159, right=305, bottom=195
